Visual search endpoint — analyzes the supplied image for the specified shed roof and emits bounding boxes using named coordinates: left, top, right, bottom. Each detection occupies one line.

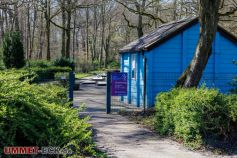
left=120, top=17, right=237, bottom=53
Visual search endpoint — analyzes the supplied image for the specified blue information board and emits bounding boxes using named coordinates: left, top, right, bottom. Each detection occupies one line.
left=111, top=72, right=128, bottom=96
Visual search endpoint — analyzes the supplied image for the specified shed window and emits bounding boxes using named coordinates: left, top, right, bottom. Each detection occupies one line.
left=131, top=54, right=136, bottom=79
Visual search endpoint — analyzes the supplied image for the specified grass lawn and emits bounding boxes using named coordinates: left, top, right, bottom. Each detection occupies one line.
left=75, top=70, right=106, bottom=79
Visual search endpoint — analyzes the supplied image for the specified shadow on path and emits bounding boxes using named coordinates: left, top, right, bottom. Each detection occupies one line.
left=74, top=84, right=220, bottom=158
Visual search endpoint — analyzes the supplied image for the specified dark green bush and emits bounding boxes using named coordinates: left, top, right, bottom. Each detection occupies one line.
left=28, top=60, right=52, bottom=68
left=0, top=71, right=96, bottom=157
left=28, top=66, right=71, bottom=82
left=2, top=31, right=25, bottom=69
left=53, top=57, right=75, bottom=71
left=155, top=87, right=237, bottom=148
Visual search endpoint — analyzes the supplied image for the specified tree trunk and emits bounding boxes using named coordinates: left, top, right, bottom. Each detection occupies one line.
left=104, top=17, right=112, bottom=68
left=38, top=11, right=44, bottom=59
left=13, top=1, right=20, bottom=32
left=27, top=3, right=31, bottom=59
left=0, top=10, right=4, bottom=42
left=100, top=1, right=105, bottom=67
left=65, top=0, right=71, bottom=59
left=61, top=0, right=66, bottom=57
left=92, top=3, right=98, bottom=63
left=135, top=0, right=146, bottom=38
left=176, top=0, right=221, bottom=88
left=45, top=0, right=51, bottom=60
left=86, top=7, right=89, bottom=61
left=31, top=5, right=37, bottom=59
left=4, top=9, right=8, bottom=31
left=72, top=10, right=76, bottom=60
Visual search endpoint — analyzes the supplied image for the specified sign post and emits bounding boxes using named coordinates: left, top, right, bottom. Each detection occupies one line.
left=106, top=71, right=127, bottom=114
left=106, top=72, right=111, bottom=114
left=69, top=71, right=75, bottom=102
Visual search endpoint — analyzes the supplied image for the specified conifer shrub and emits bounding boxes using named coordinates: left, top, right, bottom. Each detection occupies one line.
left=2, top=31, right=25, bottom=69
left=155, top=87, right=237, bottom=148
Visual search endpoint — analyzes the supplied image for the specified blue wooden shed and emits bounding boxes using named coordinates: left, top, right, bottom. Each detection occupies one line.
left=120, top=17, right=237, bottom=108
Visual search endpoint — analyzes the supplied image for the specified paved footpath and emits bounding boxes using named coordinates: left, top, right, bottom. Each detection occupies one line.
left=74, top=84, right=232, bottom=158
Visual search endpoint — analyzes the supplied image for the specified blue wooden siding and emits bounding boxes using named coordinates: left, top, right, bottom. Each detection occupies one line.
left=121, top=23, right=237, bottom=107
left=121, top=53, right=130, bottom=103
left=131, top=53, right=137, bottom=105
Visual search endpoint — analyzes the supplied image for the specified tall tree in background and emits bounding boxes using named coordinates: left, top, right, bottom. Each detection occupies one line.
left=44, top=0, right=51, bottom=60
left=176, top=0, right=221, bottom=88
left=65, top=0, right=71, bottom=58
left=61, top=0, right=66, bottom=57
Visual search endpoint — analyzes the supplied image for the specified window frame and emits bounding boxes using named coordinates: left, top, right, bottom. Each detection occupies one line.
left=131, top=54, right=136, bottom=80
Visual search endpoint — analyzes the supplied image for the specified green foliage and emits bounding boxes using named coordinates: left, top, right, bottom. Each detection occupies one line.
left=107, top=61, right=120, bottom=69
left=53, top=57, right=75, bottom=71
left=28, top=66, right=72, bottom=82
left=155, top=87, right=237, bottom=149
left=2, top=31, right=25, bottom=69
left=230, top=61, right=237, bottom=94
left=28, top=60, right=52, bottom=68
left=75, top=72, right=92, bottom=79
left=0, top=71, right=97, bottom=157
left=0, top=47, right=5, bottom=70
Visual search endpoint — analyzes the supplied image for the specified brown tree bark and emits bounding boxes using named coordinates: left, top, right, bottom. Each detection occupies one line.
left=176, top=0, right=221, bottom=88
left=27, top=3, right=31, bottom=59
left=65, top=0, right=71, bottom=59
left=38, top=11, right=44, bottom=59
left=61, top=0, right=66, bottom=57
left=100, top=1, right=105, bottom=67
left=13, top=1, right=19, bottom=31
left=86, top=7, right=89, bottom=61
left=0, top=10, right=4, bottom=42
left=135, top=0, right=146, bottom=38
left=45, top=0, right=51, bottom=60
left=30, top=4, right=37, bottom=59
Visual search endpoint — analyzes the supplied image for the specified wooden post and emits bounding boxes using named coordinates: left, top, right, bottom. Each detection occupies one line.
left=106, top=71, right=111, bottom=114
left=69, top=71, right=75, bottom=101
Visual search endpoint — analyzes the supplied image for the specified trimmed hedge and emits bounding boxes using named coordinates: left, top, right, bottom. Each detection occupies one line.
left=53, top=58, right=75, bottom=71
left=155, top=88, right=237, bottom=148
left=0, top=71, right=96, bottom=157
left=26, top=66, right=71, bottom=82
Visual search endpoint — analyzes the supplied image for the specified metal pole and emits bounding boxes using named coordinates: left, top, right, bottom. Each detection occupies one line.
left=106, top=71, right=111, bottom=114
left=69, top=71, right=75, bottom=101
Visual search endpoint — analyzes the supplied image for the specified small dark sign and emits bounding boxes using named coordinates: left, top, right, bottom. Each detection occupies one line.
left=111, top=72, right=127, bottom=96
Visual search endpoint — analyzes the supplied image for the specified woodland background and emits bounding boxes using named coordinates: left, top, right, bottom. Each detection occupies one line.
left=0, top=0, right=236, bottom=70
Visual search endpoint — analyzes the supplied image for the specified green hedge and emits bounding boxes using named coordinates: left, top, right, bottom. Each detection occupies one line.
left=155, top=88, right=237, bottom=148
left=0, top=71, right=96, bottom=157
left=27, top=66, right=71, bottom=82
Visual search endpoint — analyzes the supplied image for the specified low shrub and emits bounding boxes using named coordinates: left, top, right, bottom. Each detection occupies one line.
left=28, top=60, right=52, bottom=68
left=53, top=57, right=75, bottom=71
left=155, top=87, right=237, bottom=149
left=28, top=66, right=72, bottom=82
left=0, top=71, right=96, bottom=157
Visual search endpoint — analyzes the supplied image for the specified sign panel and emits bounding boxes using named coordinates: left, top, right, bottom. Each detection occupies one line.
left=111, top=72, right=128, bottom=96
